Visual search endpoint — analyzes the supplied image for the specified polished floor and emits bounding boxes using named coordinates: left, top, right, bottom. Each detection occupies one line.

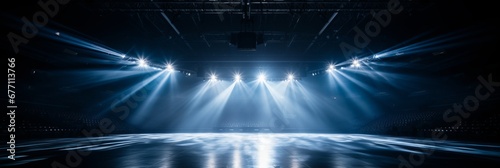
left=2, top=133, right=500, bottom=167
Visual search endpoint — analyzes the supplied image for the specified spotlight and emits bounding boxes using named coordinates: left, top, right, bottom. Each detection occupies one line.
left=138, top=58, right=148, bottom=67
left=327, top=64, right=335, bottom=72
left=121, top=54, right=126, bottom=58
left=55, top=32, right=60, bottom=36
left=351, top=59, right=361, bottom=68
left=287, top=74, right=294, bottom=81
left=257, top=73, right=266, bottom=82
left=234, top=74, right=241, bottom=82
left=210, top=74, right=217, bottom=81
left=166, top=64, right=174, bottom=71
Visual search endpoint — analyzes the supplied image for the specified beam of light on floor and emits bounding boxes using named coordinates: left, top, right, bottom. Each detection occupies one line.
left=206, top=151, right=217, bottom=168
left=8, top=133, right=500, bottom=167
left=257, top=135, right=275, bottom=168
left=232, top=144, right=242, bottom=168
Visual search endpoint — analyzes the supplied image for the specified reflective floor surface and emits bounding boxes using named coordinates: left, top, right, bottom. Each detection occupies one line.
left=1, top=133, right=500, bottom=167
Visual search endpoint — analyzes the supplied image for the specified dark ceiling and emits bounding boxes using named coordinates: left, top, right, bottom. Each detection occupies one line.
left=5, top=0, right=483, bottom=61
left=2, top=0, right=497, bottom=74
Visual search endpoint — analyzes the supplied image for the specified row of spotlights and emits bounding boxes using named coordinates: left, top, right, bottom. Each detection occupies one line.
left=134, top=57, right=363, bottom=76
left=314, top=60, right=361, bottom=76
left=208, top=73, right=296, bottom=82
left=135, top=58, right=177, bottom=72
left=133, top=58, right=362, bottom=78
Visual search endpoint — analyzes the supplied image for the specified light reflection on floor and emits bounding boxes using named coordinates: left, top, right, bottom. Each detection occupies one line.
left=1, top=133, right=500, bottom=167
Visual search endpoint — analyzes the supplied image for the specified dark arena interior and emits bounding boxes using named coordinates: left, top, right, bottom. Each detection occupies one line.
left=2, top=0, right=500, bottom=167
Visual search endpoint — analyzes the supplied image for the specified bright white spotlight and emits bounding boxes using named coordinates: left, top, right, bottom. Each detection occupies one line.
left=234, top=74, right=241, bottom=82
left=351, top=59, right=361, bottom=68
left=327, top=64, right=335, bottom=72
left=210, top=74, right=217, bottom=81
left=166, top=64, right=174, bottom=71
left=287, top=74, right=294, bottom=81
left=257, top=73, right=266, bottom=82
left=138, top=58, right=148, bottom=67
left=120, top=54, right=126, bottom=58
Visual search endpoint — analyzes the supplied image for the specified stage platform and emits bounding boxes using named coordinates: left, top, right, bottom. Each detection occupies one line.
left=2, top=133, right=500, bottom=167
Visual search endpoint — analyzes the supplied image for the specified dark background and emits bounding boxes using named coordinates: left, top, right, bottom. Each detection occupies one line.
left=1, top=0, right=499, bottom=142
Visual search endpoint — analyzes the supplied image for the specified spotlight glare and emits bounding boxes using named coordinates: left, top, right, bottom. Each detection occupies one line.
left=327, top=64, right=335, bottom=72
left=166, top=64, right=174, bottom=71
left=210, top=74, right=217, bottom=81
left=234, top=74, right=241, bottom=82
left=138, top=59, right=148, bottom=67
left=351, top=59, right=361, bottom=68
left=257, top=73, right=266, bottom=82
left=287, top=74, right=294, bottom=81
